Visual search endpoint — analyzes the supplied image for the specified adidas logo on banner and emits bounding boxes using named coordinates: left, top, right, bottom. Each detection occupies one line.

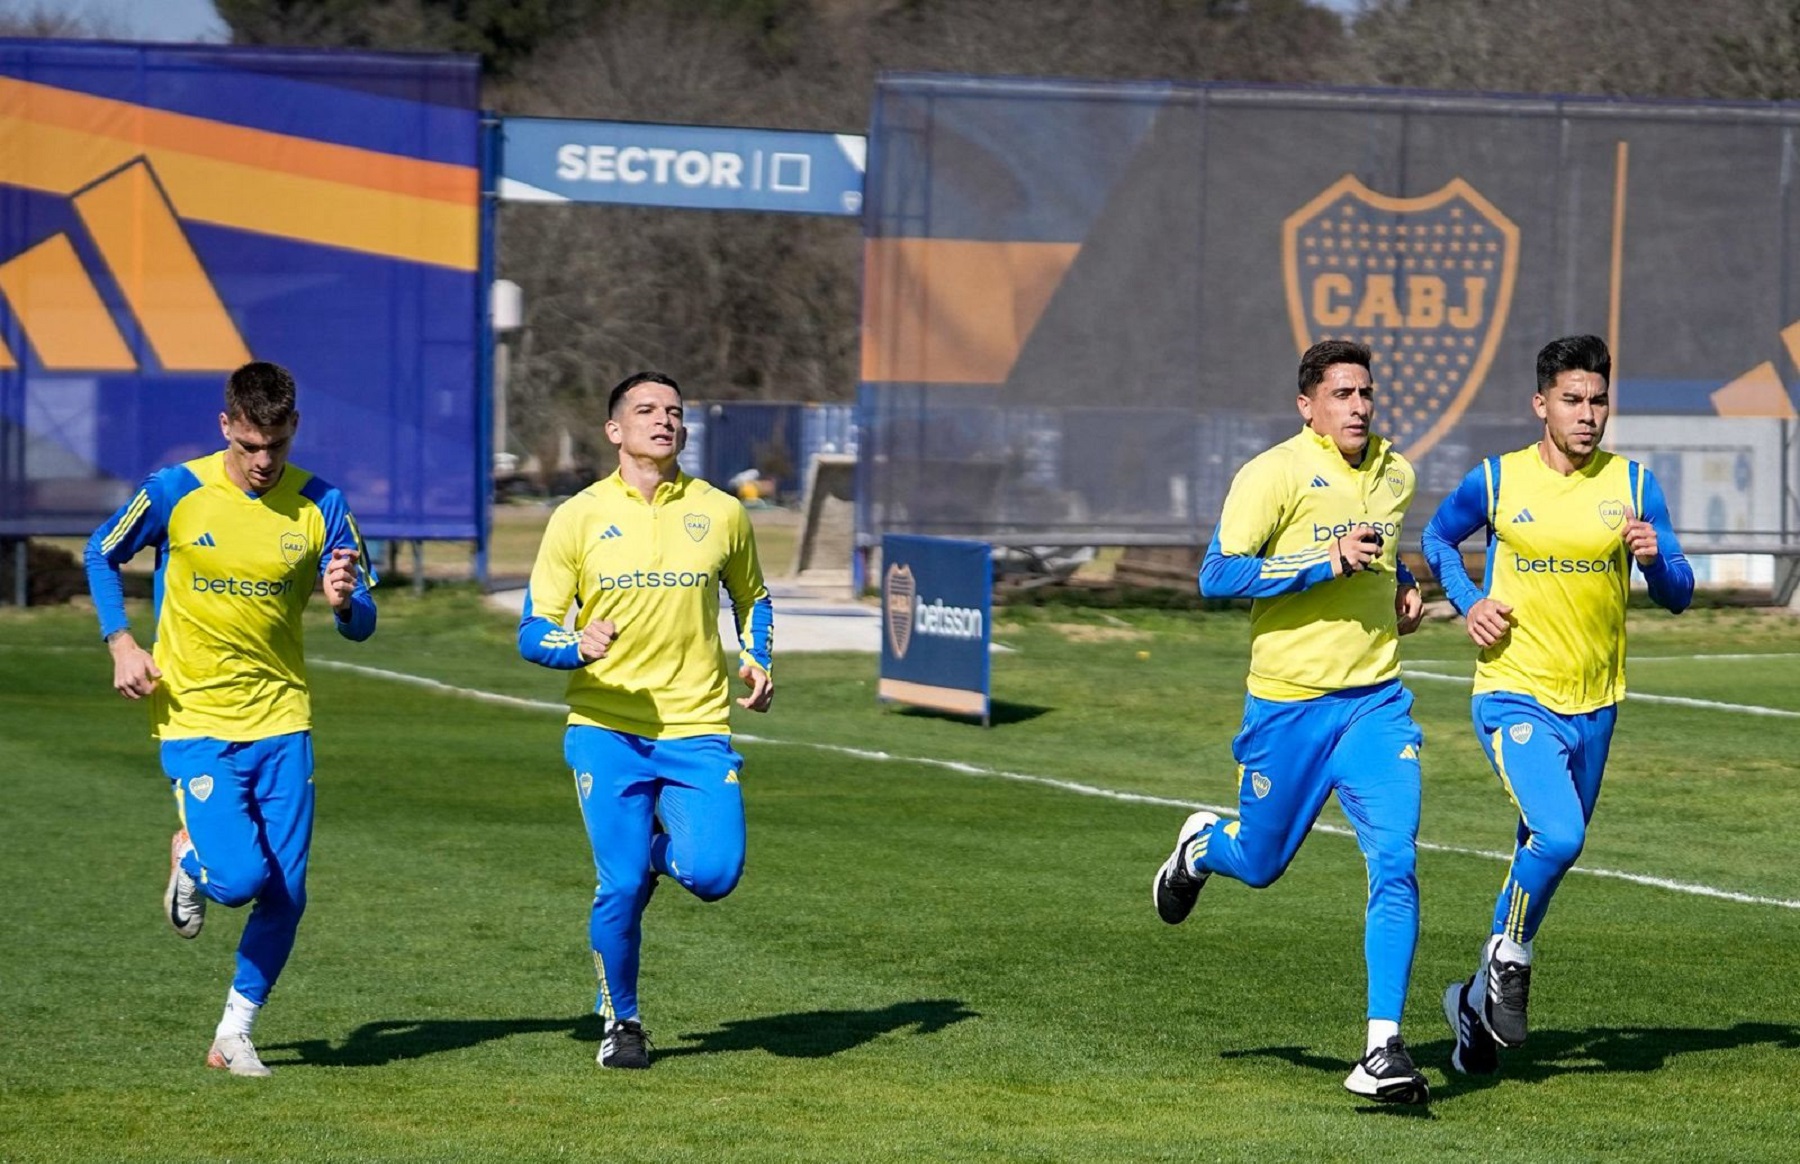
left=195, top=532, right=218, bottom=547
left=598, top=525, right=624, bottom=540
left=1310, top=476, right=1330, bottom=488
left=1512, top=510, right=1535, bottom=524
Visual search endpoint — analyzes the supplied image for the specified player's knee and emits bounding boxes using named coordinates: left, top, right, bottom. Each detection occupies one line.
left=1237, top=856, right=1286, bottom=890
left=1365, top=842, right=1418, bottom=887
left=595, top=868, right=654, bottom=908
left=1531, top=824, right=1586, bottom=871
left=200, top=860, right=268, bottom=907
left=681, top=852, right=744, bottom=902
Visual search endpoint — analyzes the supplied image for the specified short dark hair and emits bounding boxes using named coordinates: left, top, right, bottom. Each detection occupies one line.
left=1535, top=334, right=1610, bottom=393
left=608, top=371, right=682, bottom=417
left=224, top=361, right=297, bottom=428
left=1298, top=339, right=1372, bottom=395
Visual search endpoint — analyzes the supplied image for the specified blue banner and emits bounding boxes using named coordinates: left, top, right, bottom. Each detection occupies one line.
left=499, top=116, right=865, bottom=216
left=879, top=534, right=991, bottom=724
left=0, top=39, right=482, bottom=539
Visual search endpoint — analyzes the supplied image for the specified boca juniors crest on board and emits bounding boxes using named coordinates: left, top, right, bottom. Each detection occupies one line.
left=884, top=562, right=915, bottom=660
left=1283, top=175, right=1520, bottom=459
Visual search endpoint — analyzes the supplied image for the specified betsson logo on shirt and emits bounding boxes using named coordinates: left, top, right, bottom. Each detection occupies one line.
left=1311, top=519, right=1401, bottom=543
left=190, top=574, right=294, bottom=597
left=1511, top=555, right=1618, bottom=575
left=593, top=569, right=715, bottom=592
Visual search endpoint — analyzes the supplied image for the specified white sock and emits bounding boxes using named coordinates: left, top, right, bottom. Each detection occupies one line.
left=1366, top=1019, right=1400, bottom=1054
left=607, top=1013, right=639, bottom=1031
left=1489, top=934, right=1532, bottom=965
left=215, top=988, right=260, bottom=1041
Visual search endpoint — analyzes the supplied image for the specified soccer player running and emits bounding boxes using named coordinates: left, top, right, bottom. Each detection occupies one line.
left=1151, top=339, right=1431, bottom=1104
left=85, top=361, right=377, bottom=1077
left=1422, top=334, right=1693, bottom=1075
left=519, top=371, right=773, bottom=1070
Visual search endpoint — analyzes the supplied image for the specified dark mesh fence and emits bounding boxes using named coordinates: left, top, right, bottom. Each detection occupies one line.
left=860, top=75, right=1800, bottom=550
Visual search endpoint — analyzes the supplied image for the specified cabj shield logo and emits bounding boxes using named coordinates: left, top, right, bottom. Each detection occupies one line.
left=684, top=513, right=711, bottom=542
left=884, top=562, right=915, bottom=659
left=280, top=531, right=307, bottom=566
left=1284, top=174, right=1520, bottom=459
left=1598, top=499, right=1626, bottom=530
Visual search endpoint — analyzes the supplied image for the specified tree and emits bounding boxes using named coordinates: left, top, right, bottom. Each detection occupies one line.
left=215, top=0, right=582, bottom=74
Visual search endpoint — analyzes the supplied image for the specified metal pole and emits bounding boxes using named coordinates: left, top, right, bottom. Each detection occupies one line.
left=474, top=111, right=501, bottom=590
left=412, top=539, right=425, bottom=598
left=13, top=539, right=26, bottom=608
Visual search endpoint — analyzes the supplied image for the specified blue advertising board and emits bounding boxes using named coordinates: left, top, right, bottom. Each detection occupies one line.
left=0, top=40, right=484, bottom=540
left=879, top=534, right=991, bottom=724
left=499, top=116, right=865, bottom=216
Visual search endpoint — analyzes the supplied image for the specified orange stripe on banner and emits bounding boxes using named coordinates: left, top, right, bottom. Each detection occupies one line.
left=1713, top=360, right=1798, bottom=419
left=0, top=332, right=13, bottom=368
left=0, top=82, right=477, bottom=271
left=75, top=160, right=251, bottom=371
left=0, top=234, right=135, bottom=370
left=878, top=677, right=987, bottom=717
left=1781, top=319, right=1800, bottom=369
left=0, top=76, right=473, bottom=205
left=862, top=238, right=1080, bottom=384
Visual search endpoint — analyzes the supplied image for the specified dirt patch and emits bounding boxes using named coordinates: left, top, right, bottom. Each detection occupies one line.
left=1049, top=622, right=1153, bottom=644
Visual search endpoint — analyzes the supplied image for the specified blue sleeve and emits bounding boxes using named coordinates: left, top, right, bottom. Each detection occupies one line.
left=516, top=588, right=588, bottom=669
left=733, top=593, right=774, bottom=672
left=1634, top=468, right=1694, bottom=614
left=306, top=480, right=378, bottom=642
left=1197, top=528, right=1336, bottom=599
left=1421, top=465, right=1492, bottom=616
left=516, top=503, right=588, bottom=670
left=721, top=506, right=772, bottom=672
left=83, top=470, right=180, bottom=640
left=1397, top=558, right=1417, bottom=589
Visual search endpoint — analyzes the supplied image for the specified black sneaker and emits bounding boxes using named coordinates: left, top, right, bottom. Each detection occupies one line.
left=1442, top=978, right=1499, bottom=1075
left=598, top=1018, right=651, bottom=1069
left=1480, top=951, right=1532, bottom=1048
left=1344, top=1036, right=1430, bottom=1105
left=1151, top=810, right=1217, bottom=925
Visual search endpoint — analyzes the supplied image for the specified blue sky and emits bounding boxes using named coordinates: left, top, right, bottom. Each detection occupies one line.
left=25, top=0, right=226, bottom=41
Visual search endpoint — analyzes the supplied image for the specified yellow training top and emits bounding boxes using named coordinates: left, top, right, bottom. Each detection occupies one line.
left=1201, top=426, right=1416, bottom=701
left=519, top=470, right=773, bottom=739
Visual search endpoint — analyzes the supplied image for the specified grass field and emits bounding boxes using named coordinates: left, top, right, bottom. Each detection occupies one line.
left=4, top=593, right=1799, bottom=1161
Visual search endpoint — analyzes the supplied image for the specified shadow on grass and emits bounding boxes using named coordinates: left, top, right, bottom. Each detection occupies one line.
left=891, top=701, right=1050, bottom=726
left=658, top=998, right=979, bottom=1060
left=1224, top=1021, right=1800, bottom=1105
left=263, top=998, right=977, bottom=1067
left=265, top=1016, right=600, bottom=1067
left=1218, top=1045, right=1438, bottom=1120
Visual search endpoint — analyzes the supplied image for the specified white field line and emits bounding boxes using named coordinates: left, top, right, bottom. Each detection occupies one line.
left=1405, top=651, right=1800, bottom=667
left=316, top=658, right=1800, bottom=910
left=1402, top=668, right=1800, bottom=718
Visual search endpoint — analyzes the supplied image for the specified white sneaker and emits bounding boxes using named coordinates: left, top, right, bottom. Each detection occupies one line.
left=1152, top=810, right=1217, bottom=925
left=206, top=1034, right=272, bottom=1077
left=165, top=829, right=205, bottom=939
left=1343, top=1036, right=1429, bottom=1104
